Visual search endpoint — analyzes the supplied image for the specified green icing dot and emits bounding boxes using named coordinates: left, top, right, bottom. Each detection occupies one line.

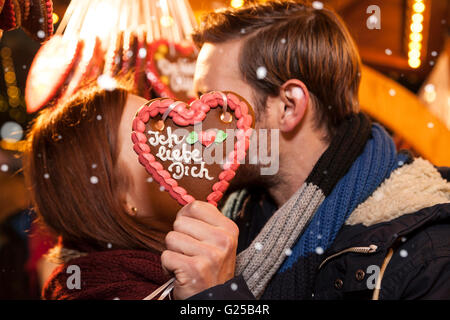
left=215, top=130, right=228, bottom=144
left=186, top=131, right=198, bottom=144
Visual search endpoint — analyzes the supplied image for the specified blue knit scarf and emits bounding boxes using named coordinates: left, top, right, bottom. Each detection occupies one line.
left=279, top=124, right=409, bottom=272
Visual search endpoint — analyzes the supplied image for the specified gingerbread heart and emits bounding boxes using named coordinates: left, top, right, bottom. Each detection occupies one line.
left=21, top=0, right=53, bottom=42
left=131, top=91, right=254, bottom=207
left=146, top=39, right=197, bottom=102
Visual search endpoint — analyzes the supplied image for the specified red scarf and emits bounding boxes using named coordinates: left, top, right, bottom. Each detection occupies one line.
left=43, top=249, right=170, bottom=300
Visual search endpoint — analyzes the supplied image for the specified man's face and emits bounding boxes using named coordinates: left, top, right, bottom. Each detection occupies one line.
left=194, top=41, right=258, bottom=118
left=193, top=41, right=279, bottom=191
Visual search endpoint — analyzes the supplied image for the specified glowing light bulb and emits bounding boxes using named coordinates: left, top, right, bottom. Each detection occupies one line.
left=231, top=0, right=244, bottom=9
left=412, top=13, right=423, bottom=23
left=413, top=2, right=425, bottom=13
left=410, top=32, right=422, bottom=42
left=410, top=22, right=423, bottom=33
left=408, top=49, right=421, bottom=59
left=408, top=58, right=421, bottom=68
left=52, top=13, right=59, bottom=24
left=408, top=41, right=422, bottom=51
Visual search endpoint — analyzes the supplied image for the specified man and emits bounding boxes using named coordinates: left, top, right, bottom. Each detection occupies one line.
left=161, top=0, right=450, bottom=299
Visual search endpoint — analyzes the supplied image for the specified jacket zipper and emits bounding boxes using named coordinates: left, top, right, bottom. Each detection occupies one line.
left=318, top=244, right=378, bottom=270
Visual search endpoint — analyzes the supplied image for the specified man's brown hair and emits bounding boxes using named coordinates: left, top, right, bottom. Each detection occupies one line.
left=192, top=0, right=362, bottom=138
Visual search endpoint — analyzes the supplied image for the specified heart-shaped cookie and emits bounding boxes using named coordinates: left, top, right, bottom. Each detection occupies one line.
left=131, top=91, right=254, bottom=206
left=21, top=0, right=53, bottom=42
left=146, top=39, right=197, bottom=102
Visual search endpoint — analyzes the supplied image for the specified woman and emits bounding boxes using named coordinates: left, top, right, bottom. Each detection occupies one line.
left=23, top=83, right=181, bottom=299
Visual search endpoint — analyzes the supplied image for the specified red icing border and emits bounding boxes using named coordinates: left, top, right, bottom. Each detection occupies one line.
left=131, top=91, right=253, bottom=207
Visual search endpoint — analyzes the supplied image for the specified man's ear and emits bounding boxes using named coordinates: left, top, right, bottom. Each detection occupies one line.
left=279, top=79, right=309, bottom=133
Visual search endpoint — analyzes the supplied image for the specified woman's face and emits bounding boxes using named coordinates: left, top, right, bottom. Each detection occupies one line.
left=117, top=94, right=181, bottom=233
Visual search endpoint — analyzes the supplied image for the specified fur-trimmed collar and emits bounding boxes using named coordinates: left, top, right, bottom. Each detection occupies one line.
left=346, top=158, right=450, bottom=227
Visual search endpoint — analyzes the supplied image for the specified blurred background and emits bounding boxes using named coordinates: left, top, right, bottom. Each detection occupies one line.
left=0, top=0, right=449, bottom=299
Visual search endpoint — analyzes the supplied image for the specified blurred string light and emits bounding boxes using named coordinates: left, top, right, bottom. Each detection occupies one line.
left=231, top=0, right=244, bottom=9
left=408, top=0, right=426, bottom=69
left=53, top=13, right=60, bottom=24
left=423, top=83, right=436, bottom=103
left=1, top=47, right=26, bottom=123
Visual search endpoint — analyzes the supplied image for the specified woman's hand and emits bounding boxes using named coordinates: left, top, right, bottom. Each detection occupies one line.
left=161, top=200, right=239, bottom=300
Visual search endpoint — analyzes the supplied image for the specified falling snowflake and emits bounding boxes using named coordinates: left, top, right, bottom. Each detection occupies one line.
left=97, top=74, right=117, bottom=91
left=0, top=164, right=8, bottom=172
left=22, top=65, right=26, bottom=69
left=90, top=176, right=99, bottom=184
left=126, top=50, right=133, bottom=58
left=96, top=115, right=102, bottom=121
left=385, top=48, right=392, bottom=56
left=147, top=177, right=153, bottom=183
left=323, top=170, right=328, bottom=175
left=44, top=173, right=50, bottom=179
left=389, top=89, right=396, bottom=96
left=401, top=237, right=407, bottom=242
left=429, top=61, right=435, bottom=66
left=399, top=249, right=408, bottom=258
left=285, top=248, right=292, bottom=256
left=230, top=283, right=238, bottom=291
left=328, top=105, right=332, bottom=110
left=256, top=66, right=267, bottom=80
left=368, top=15, right=378, bottom=26
left=38, top=18, right=44, bottom=23
left=107, top=243, right=112, bottom=249
left=398, top=160, right=405, bottom=167
left=424, top=84, right=435, bottom=94
left=427, top=122, right=434, bottom=129
left=208, top=292, right=213, bottom=297
left=240, top=28, right=246, bottom=34
left=113, top=297, right=120, bottom=300
left=159, top=186, right=165, bottom=192
left=312, top=1, right=323, bottom=10
left=37, top=30, right=45, bottom=39
left=424, top=84, right=437, bottom=103
left=431, top=51, right=438, bottom=57
left=280, top=38, right=286, bottom=44
left=315, top=247, right=324, bottom=255
left=138, top=48, right=147, bottom=59
left=91, top=163, right=98, bottom=169
left=317, top=234, right=322, bottom=240
left=254, top=242, right=263, bottom=251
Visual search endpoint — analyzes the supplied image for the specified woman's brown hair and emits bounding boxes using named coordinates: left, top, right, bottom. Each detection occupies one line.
left=23, top=85, right=163, bottom=253
left=192, top=0, right=362, bottom=139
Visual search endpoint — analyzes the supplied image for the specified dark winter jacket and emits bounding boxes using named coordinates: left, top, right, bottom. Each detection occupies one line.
left=190, top=167, right=450, bottom=300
